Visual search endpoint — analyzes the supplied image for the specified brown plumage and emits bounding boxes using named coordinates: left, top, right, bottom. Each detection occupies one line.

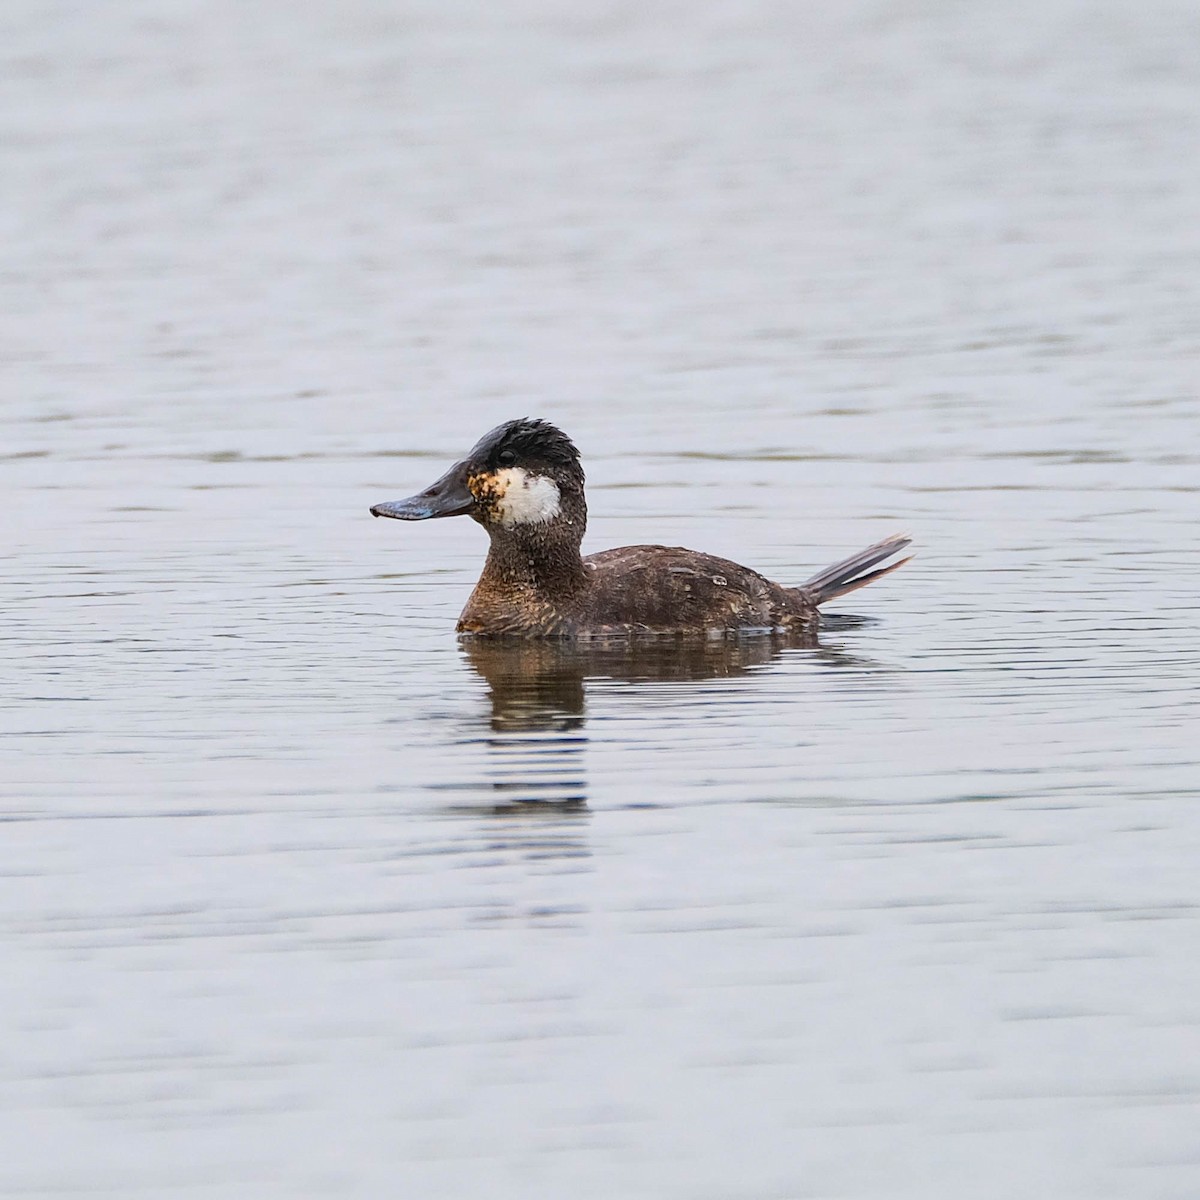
left=370, top=419, right=911, bottom=639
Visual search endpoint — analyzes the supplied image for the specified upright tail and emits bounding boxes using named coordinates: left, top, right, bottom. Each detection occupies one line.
left=800, top=533, right=913, bottom=606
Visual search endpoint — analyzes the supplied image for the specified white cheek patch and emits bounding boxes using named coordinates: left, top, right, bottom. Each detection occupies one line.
left=494, top=467, right=561, bottom=527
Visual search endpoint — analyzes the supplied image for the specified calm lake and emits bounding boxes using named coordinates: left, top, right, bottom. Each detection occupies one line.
left=4, top=1, right=1199, bottom=1197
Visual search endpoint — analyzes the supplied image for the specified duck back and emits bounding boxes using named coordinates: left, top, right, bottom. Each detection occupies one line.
left=575, top=545, right=814, bottom=637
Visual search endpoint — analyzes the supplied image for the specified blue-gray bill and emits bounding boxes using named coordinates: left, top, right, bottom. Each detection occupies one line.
left=370, top=461, right=474, bottom=521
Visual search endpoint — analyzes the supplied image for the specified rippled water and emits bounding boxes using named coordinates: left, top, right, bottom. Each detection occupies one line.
left=5, top=2, right=1200, bottom=1196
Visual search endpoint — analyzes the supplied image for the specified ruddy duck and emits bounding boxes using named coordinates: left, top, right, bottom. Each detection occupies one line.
left=370, top=419, right=911, bottom=639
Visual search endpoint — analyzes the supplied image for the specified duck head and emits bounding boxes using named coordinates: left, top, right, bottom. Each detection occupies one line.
left=370, top=418, right=587, bottom=541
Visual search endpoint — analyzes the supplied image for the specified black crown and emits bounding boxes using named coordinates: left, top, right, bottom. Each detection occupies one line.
left=472, top=418, right=582, bottom=473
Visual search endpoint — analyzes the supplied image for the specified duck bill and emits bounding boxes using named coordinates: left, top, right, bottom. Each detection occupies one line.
left=370, top=460, right=475, bottom=521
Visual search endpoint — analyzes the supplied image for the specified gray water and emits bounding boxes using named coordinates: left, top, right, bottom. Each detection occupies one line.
left=5, top=2, right=1200, bottom=1196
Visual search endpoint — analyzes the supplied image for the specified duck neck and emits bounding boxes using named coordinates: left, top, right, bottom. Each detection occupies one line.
left=480, top=514, right=587, bottom=598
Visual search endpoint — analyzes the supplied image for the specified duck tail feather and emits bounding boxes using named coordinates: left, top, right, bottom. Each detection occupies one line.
left=801, top=533, right=913, bottom=606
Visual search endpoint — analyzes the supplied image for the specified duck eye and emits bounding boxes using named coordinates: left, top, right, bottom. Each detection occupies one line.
left=497, top=449, right=517, bottom=467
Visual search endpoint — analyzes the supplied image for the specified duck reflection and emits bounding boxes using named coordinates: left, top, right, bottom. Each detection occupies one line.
left=464, top=639, right=589, bottom=811
left=461, top=631, right=862, bottom=811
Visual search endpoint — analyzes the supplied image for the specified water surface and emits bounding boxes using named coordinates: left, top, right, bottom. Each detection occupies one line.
left=4, top=2, right=1200, bottom=1197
